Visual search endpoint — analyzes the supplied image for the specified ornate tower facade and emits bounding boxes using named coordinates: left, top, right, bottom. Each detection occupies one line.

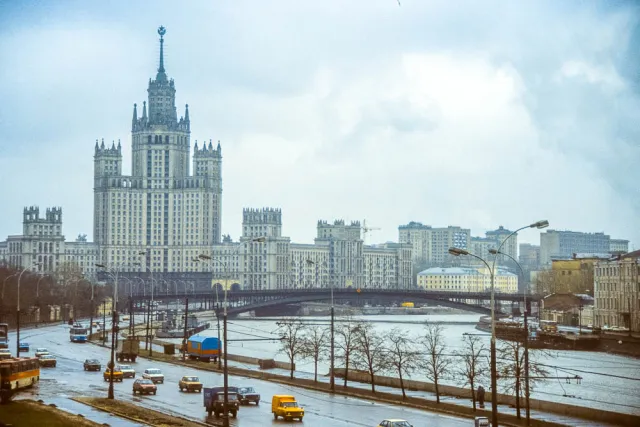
left=93, top=26, right=223, bottom=275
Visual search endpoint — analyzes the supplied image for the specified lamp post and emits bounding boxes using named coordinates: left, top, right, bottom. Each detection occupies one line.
left=490, top=248, right=531, bottom=425
left=194, top=257, right=223, bottom=369
left=89, top=279, right=95, bottom=339
left=136, top=253, right=154, bottom=355
left=96, top=256, right=142, bottom=400
left=450, top=219, right=547, bottom=427
left=307, top=259, right=335, bottom=392
left=199, top=236, right=265, bottom=427
left=16, top=263, right=41, bottom=356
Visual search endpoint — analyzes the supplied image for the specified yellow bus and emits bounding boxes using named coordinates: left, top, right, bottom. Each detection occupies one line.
left=0, top=357, right=40, bottom=403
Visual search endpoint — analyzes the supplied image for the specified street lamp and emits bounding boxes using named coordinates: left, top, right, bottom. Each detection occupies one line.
left=95, top=257, right=141, bottom=400
left=17, top=263, right=41, bottom=357
left=307, top=259, right=335, bottom=392
left=450, top=219, right=547, bottom=427
left=198, top=236, right=266, bottom=427
left=194, top=257, right=223, bottom=369
left=490, top=248, right=531, bottom=425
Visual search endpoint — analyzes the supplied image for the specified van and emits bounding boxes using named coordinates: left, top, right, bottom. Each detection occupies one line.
left=271, top=395, right=304, bottom=421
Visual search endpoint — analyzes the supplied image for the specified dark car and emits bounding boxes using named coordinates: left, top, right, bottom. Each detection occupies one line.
left=237, top=386, right=260, bottom=405
left=18, top=342, right=29, bottom=352
left=83, top=359, right=101, bottom=371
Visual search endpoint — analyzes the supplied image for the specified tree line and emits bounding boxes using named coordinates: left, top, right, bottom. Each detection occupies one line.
left=277, top=317, right=549, bottom=418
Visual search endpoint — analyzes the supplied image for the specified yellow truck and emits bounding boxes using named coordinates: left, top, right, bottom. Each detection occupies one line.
left=401, top=302, right=414, bottom=308
left=272, top=395, right=304, bottom=421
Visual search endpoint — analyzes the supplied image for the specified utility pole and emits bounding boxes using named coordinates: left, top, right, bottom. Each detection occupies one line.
left=223, top=312, right=229, bottom=427
left=216, top=302, right=222, bottom=369
left=182, top=298, right=189, bottom=362
left=102, top=300, right=106, bottom=343
left=129, top=298, right=133, bottom=337
left=524, top=298, right=531, bottom=426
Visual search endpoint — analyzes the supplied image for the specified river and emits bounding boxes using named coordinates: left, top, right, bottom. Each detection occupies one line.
left=163, top=311, right=640, bottom=416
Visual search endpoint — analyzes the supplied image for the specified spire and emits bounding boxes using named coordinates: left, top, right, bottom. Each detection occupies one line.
left=142, top=101, right=147, bottom=120
left=208, top=140, right=213, bottom=150
left=156, top=26, right=167, bottom=81
left=95, top=139, right=99, bottom=151
left=101, top=138, right=105, bottom=149
left=132, top=103, right=137, bottom=128
left=184, top=104, right=189, bottom=121
left=194, top=141, right=199, bottom=151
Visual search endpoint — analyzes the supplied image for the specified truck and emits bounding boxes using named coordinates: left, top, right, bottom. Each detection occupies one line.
left=401, top=302, right=414, bottom=308
left=187, top=335, right=221, bottom=362
left=272, top=395, right=304, bottom=421
left=116, top=336, right=140, bottom=362
left=203, top=386, right=240, bottom=418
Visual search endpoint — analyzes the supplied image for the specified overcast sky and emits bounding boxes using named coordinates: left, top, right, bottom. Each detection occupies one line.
left=0, top=0, right=638, bottom=249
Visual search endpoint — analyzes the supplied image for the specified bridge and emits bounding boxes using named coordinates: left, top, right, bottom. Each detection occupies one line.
left=128, top=288, right=540, bottom=316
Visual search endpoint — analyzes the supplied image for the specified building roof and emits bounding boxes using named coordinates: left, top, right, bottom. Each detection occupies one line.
left=486, top=225, right=513, bottom=236
left=622, top=249, right=640, bottom=259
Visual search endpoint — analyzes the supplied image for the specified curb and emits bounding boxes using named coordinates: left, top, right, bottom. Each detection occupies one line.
left=71, top=397, right=210, bottom=427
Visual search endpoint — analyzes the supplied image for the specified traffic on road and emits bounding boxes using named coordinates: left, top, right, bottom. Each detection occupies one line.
left=11, top=322, right=469, bottom=426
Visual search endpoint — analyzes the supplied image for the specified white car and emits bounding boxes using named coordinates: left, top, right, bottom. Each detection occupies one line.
left=35, top=348, right=49, bottom=358
left=119, top=364, right=136, bottom=378
left=142, top=368, right=164, bottom=384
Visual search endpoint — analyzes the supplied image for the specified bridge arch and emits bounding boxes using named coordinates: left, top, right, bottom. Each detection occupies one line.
left=226, top=293, right=492, bottom=316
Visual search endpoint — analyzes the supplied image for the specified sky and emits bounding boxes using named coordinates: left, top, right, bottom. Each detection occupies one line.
left=0, top=0, right=639, bottom=249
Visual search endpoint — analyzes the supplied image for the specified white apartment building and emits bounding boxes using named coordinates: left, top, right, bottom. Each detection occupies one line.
left=417, top=266, right=518, bottom=293
left=93, top=27, right=222, bottom=274
left=398, top=222, right=470, bottom=266
left=1, top=206, right=99, bottom=277
left=208, top=211, right=413, bottom=290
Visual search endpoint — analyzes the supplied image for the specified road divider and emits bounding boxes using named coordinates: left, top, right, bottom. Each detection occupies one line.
left=72, top=397, right=211, bottom=427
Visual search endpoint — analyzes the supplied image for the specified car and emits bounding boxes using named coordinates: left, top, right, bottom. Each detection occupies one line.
left=39, top=354, right=57, bottom=367
left=83, top=359, right=101, bottom=371
left=237, top=386, right=260, bottom=405
left=178, top=376, right=202, bottom=392
left=142, top=368, right=164, bottom=384
left=119, top=364, right=136, bottom=378
left=18, top=342, right=29, bottom=352
left=377, top=420, right=413, bottom=427
left=0, top=349, right=12, bottom=360
left=133, top=378, right=157, bottom=395
left=103, top=367, right=124, bottom=382
left=35, top=348, right=49, bottom=358
left=122, top=316, right=130, bottom=321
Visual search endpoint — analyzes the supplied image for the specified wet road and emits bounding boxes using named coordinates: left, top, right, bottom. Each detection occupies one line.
left=13, top=323, right=468, bottom=426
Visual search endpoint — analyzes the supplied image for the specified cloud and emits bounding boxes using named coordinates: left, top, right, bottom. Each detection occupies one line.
left=0, top=0, right=638, bottom=250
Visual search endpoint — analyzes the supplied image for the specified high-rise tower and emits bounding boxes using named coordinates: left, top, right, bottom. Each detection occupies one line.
left=94, top=26, right=222, bottom=275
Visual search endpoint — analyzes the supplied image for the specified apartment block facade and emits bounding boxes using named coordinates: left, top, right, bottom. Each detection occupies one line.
left=593, top=251, right=640, bottom=331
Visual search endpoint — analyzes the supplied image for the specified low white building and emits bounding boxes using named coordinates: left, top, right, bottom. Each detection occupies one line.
left=417, top=266, right=518, bottom=293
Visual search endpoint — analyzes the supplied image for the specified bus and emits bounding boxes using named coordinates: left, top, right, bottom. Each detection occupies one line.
left=70, top=326, right=89, bottom=343
left=0, top=323, right=8, bottom=349
left=0, top=356, right=40, bottom=403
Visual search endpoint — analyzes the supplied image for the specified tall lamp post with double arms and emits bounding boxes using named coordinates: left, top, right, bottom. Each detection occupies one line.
left=199, top=236, right=265, bottom=427
left=449, top=219, right=548, bottom=427
left=96, top=257, right=141, bottom=400
left=489, top=246, right=540, bottom=426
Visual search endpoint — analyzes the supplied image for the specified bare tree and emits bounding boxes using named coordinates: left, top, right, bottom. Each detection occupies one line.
left=276, top=318, right=306, bottom=379
left=353, top=322, right=387, bottom=393
left=454, top=334, right=487, bottom=411
left=420, top=322, right=452, bottom=403
left=300, top=325, right=328, bottom=383
left=335, top=317, right=361, bottom=387
left=498, top=340, right=550, bottom=419
left=385, top=328, right=419, bottom=398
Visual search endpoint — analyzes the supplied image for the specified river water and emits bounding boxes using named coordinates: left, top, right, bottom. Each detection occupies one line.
left=164, top=312, right=640, bottom=416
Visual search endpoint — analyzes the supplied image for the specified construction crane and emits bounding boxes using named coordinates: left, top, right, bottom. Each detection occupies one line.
left=361, top=220, right=381, bottom=245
